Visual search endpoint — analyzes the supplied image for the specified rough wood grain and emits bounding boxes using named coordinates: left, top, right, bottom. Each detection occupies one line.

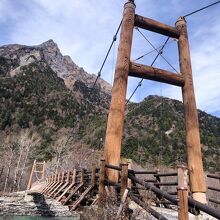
left=135, top=14, right=180, bottom=39
left=103, top=0, right=135, bottom=184
left=129, top=61, right=184, bottom=87
left=176, top=17, right=206, bottom=203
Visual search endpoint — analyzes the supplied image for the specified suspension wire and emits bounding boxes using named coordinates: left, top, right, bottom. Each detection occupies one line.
left=111, top=40, right=116, bottom=86
left=137, top=83, right=144, bottom=163
left=132, top=40, right=175, bottom=62
left=159, top=56, right=163, bottom=165
left=183, top=1, right=220, bottom=18
left=136, top=28, right=179, bottom=73
left=93, top=19, right=122, bottom=88
left=126, top=37, right=170, bottom=105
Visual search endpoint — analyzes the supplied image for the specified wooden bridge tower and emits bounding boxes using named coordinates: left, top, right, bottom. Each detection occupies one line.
left=103, top=0, right=207, bottom=203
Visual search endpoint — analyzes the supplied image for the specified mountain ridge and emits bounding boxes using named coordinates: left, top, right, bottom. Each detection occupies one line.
left=0, top=39, right=112, bottom=94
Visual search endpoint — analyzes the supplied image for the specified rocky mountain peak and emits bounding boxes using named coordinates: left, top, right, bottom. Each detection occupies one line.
left=39, top=39, right=58, bottom=49
left=0, top=40, right=112, bottom=94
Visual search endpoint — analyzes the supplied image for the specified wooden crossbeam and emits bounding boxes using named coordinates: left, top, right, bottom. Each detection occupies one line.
left=47, top=173, right=61, bottom=195
left=135, top=14, right=180, bottom=39
left=49, top=181, right=64, bottom=197
left=34, top=170, right=44, bottom=173
left=53, top=182, right=69, bottom=199
left=129, top=62, right=184, bottom=87
left=46, top=182, right=60, bottom=195
left=53, top=171, right=71, bottom=198
left=69, top=185, right=95, bottom=211
left=62, top=183, right=84, bottom=205
left=67, top=168, right=97, bottom=210
left=40, top=178, right=51, bottom=193
left=42, top=175, right=55, bottom=193
left=57, top=183, right=76, bottom=202
left=44, top=174, right=58, bottom=194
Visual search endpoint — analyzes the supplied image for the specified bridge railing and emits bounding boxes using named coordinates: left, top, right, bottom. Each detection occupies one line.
left=207, top=173, right=220, bottom=206
left=99, top=161, right=220, bottom=220
left=29, top=160, right=220, bottom=219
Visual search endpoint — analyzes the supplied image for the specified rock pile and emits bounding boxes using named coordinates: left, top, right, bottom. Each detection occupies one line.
left=0, top=191, right=79, bottom=218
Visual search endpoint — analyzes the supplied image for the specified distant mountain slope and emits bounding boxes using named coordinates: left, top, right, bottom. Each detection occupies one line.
left=124, top=96, right=220, bottom=171
left=0, top=40, right=219, bottom=172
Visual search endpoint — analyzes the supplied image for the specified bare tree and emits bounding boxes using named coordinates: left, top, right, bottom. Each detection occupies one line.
left=0, top=166, right=4, bottom=183
left=53, top=135, right=71, bottom=174
left=16, top=131, right=41, bottom=191
left=3, top=139, right=17, bottom=192
left=46, top=128, right=76, bottom=174
left=12, top=143, right=23, bottom=191
left=16, top=146, right=30, bottom=191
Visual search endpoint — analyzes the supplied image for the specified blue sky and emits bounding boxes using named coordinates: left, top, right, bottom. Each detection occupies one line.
left=0, top=0, right=220, bottom=117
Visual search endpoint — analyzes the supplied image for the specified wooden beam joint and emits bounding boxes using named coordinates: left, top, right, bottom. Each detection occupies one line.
left=129, top=62, right=184, bottom=87
left=135, top=14, right=180, bottom=39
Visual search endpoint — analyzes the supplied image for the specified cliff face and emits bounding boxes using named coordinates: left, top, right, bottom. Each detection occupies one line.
left=0, top=39, right=112, bottom=93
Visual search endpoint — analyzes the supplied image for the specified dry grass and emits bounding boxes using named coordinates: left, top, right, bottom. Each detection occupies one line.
left=80, top=193, right=130, bottom=220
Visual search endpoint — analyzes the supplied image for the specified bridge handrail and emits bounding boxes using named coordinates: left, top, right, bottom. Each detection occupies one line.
left=130, top=192, right=168, bottom=220
left=207, top=174, right=220, bottom=180
left=128, top=173, right=220, bottom=219
left=105, top=164, right=159, bottom=175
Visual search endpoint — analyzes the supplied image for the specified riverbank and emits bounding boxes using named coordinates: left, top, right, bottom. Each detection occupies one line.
left=0, top=191, right=80, bottom=219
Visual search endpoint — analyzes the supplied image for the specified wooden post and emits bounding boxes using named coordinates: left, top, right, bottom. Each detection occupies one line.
left=98, top=159, right=106, bottom=207
left=67, top=171, right=70, bottom=184
left=79, top=169, right=84, bottom=194
left=46, top=173, right=58, bottom=194
left=42, top=174, right=54, bottom=194
left=47, top=173, right=59, bottom=195
left=103, top=0, right=135, bottom=184
left=127, top=159, right=132, bottom=189
left=155, top=169, right=166, bottom=207
left=121, top=163, right=128, bottom=198
left=72, top=169, right=76, bottom=187
left=116, top=189, right=129, bottom=219
left=27, top=160, right=36, bottom=190
left=176, top=17, right=207, bottom=203
left=80, top=169, right=84, bottom=184
left=177, top=165, right=189, bottom=220
left=42, top=161, right=46, bottom=179
left=61, top=171, right=65, bottom=183
left=91, top=168, right=96, bottom=186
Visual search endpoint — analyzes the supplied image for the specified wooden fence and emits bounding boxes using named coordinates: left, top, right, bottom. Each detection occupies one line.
left=28, top=161, right=220, bottom=219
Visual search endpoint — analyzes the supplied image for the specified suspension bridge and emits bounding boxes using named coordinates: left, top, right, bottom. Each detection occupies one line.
left=3, top=0, right=220, bottom=219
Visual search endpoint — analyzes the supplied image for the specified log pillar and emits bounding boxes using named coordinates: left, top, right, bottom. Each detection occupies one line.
left=177, top=165, right=189, bottom=220
left=98, top=159, right=106, bottom=208
left=176, top=17, right=207, bottom=203
left=42, top=161, right=46, bottom=179
left=103, top=0, right=135, bottom=183
left=27, top=160, right=36, bottom=190
left=121, top=163, right=128, bottom=198
left=91, top=167, right=97, bottom=186
left=72, top=169, right=76, bottom=187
